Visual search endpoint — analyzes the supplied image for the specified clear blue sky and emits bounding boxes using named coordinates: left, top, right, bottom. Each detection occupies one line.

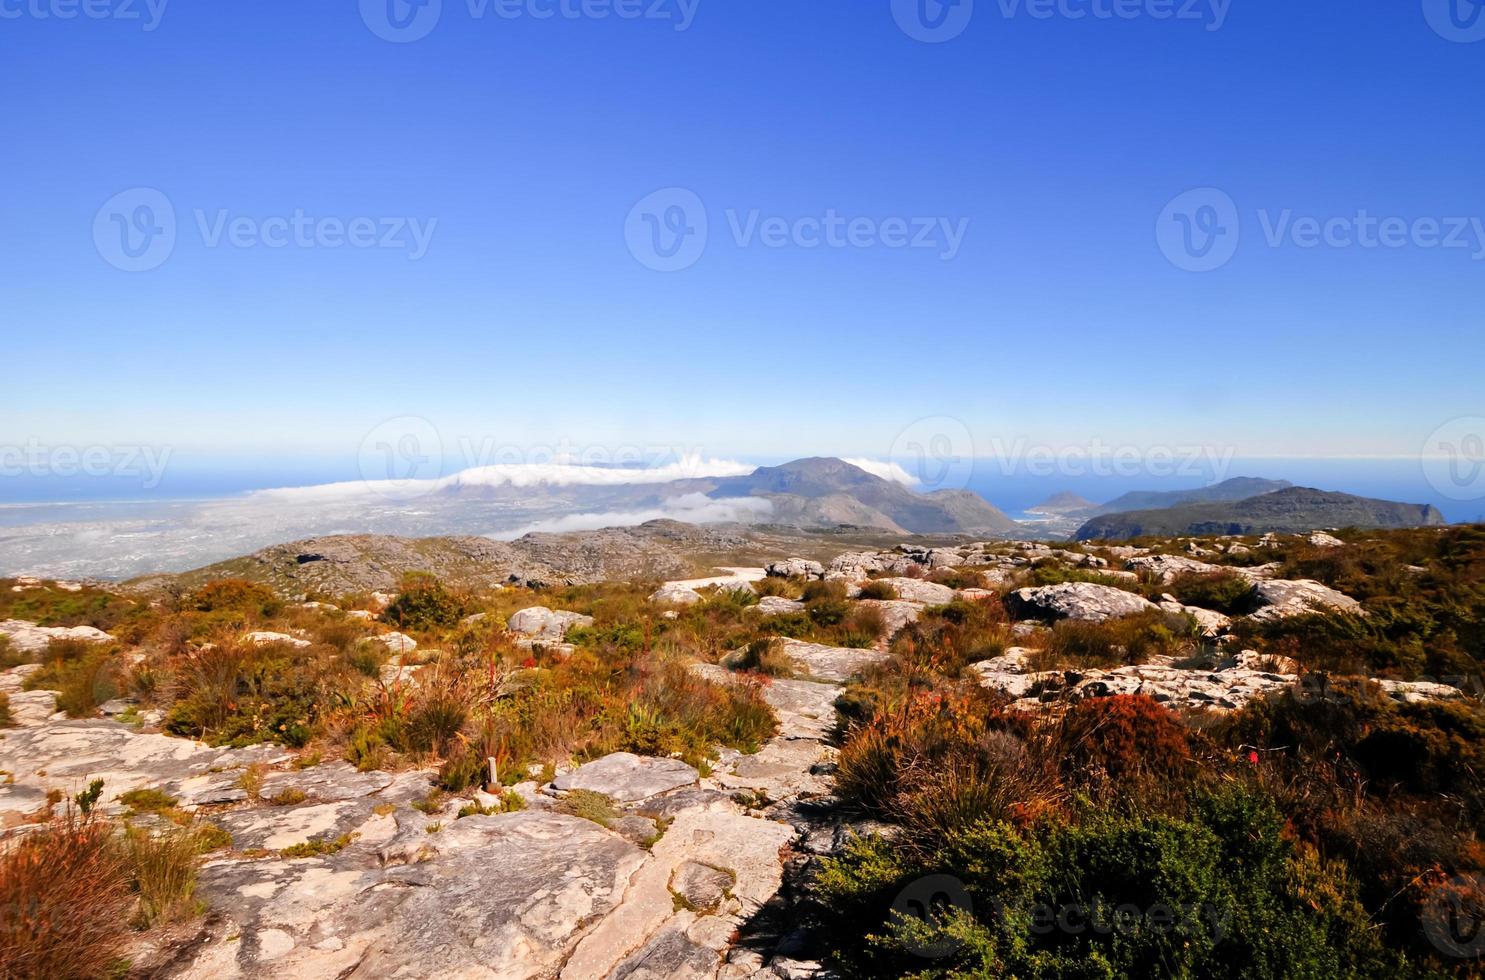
left=4, top=0, right=1483, bottom=468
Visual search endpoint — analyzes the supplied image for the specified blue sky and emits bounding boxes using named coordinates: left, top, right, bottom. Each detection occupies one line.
left=4, top=0, right=1483, bottom=473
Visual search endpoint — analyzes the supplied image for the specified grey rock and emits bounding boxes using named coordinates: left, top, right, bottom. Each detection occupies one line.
left=1249, top=579, right=1363, bottom=622
left=553, top=752, right=699, bottom=802
left=0, top=619, right=113, bottom=654
left=507, top=606, right=594, bottom=641
left=765, top=559, right=825, bottom=581
left=755, top=596, right=806, bottom=616
left=1008, top=583, right=1157, bottom=623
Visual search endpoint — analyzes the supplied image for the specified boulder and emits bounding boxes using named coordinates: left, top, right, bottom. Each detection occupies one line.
left=1248, top=579, right=1363, bottom=622
left=755, top=596, right=805, bottom=616
left=1308, top=532, right=1345, bottom=548
left=764, top=559, right=824, bottom=581
left=0, top=619, right=113, bottom=654
left=506, top=606, right=594, bottom=641
left=650, top=584, right=704, bottom=606
left=553, top=752, right=699, bottom=802
left=866, top=578, right=956, bottom=605
left=1007, top=584, right=1157, bottom=623
left=244, top=631, right=312, bottom=649
left=856, top=599, right=922, bottom=637
left=367, top=632, right=417, bottom=655
left=1124, top=555, right=1228, bottom=584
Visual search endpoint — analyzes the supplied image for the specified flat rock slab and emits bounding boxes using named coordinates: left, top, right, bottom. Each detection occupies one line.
left=5, top=690, right=61, bottom=727
left=0, top=663, right=44, bottom=695
left=0, top=619, right=113, bottom=654
left=776, top=639, right=890, bottom=683
left=1008, top=583, right=1157, bottom=623
left=185, top=811, right=646, bottom=980
left=259, top=763, right=394, bottom=804
left=554, top=752, right=699, bottom=802
left=215, top=771, right=427, bottom=851
left=561, top=808, right=795, bottom=979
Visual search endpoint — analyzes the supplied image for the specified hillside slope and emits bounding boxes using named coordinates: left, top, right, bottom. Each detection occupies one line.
left=1075, top=486, right=1447, bottom=540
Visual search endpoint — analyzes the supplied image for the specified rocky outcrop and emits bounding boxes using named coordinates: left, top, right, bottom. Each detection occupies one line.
left=754, top=596, right=805, bottom=616
left=244, top=631, right=312, bottom=649
left=1249, top=579, right=1364, bottom=622
left=1007, top=583, right=1157, bottom=623
left=650, top=584, right=705, bottom=606
left=553, top=753, right=700, bottom=802
left=764, top=558, right=824, bottom=581
left=971, top=649, right=1466, bottom=713
left=774, top=638, right=891, bottom=683
left=506, top=606, right=594, bottom=641
left=0, top=619, right=113, bottom=654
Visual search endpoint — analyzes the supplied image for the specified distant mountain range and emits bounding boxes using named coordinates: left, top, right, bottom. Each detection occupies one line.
left=699, top=457, right=1019, bottom=535
left=1074, top=486, right=1446, bottom=541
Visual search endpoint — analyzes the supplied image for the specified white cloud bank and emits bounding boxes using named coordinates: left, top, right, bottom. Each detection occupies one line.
left=840, top=458, right=918, bottom=486
left=492, top=493, right=774, bottom=539
left=251, top=455, right=758, bottom=502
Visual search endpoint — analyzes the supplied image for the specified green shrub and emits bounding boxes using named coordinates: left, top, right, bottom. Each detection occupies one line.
left=814, top=788, right=1402, bottom=979
left=118, top=788, right=178, bottom=815
left=858, top=580, right=900, bottom=601
left=1168, top=570, right=1258, bottom=615
left=728, top=638, right=794, bottom=677
left=0, top=691, right=12, bottom=728
left=123, top=824, right=203, bottom=927
left=188, top=579, right=280, bottom=618
left=382, top=573, right=466, bottom=631
left=556, top=789, right=618, bottom=828
left=1035, top=609, right=1193, bottom=670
